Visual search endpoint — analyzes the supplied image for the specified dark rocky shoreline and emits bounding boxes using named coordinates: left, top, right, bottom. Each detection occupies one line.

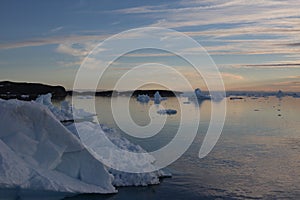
left=0, top=81, right=67, bottom=100
left=0, top=81, right=181, bottom=101
left=68, top=90, right=181, bottom=97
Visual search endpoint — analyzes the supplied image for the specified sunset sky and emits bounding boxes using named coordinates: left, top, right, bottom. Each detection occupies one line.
left=0, top=0, right=300, bottom=91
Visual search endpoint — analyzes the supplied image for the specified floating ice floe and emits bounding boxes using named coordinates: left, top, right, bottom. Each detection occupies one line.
left=157, top=109, right=177, bottom=115
left=0, top=94, right=169, bottom=196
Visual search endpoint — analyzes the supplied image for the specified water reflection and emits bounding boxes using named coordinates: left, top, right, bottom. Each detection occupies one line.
left=2, top=96, right=300, bottom=199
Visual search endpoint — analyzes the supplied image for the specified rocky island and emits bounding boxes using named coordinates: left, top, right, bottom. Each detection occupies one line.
left=0, top=81, right=67, bottom=100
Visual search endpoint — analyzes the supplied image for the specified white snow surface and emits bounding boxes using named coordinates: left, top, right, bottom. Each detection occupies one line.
left=67, top=122, right=167, bottom=186
left=35, top=93, right=95, bottom=122
left=36, top=94, right=169, bottom=187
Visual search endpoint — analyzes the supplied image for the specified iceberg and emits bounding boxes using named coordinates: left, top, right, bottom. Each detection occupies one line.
left=0, top=94, right=169, bottom=197
left=35, top=93, right=96, bottom=122
left=37, top=94, right=171, bottom=186
left=276, top=90, right=285, bottom=98
left=153, top=91, right=167, bottom=104
left=136, top=94, right=150, bottom=103
left=154, top=91, right=162, bottom=104
left=68, top=122, right=168, bottom=186
left=195, top=88, right=211, bottom=100
left=0, top=99, right=115, bottom=194
left=36, top=94, right=169, bottom=186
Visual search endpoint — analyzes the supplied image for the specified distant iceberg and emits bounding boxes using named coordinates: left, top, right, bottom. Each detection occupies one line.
left=276, top=90, right=285, bottom=98
left=292, top=93, right=300, bottom=98
left=195, top=88, right=211, bottom=100
left=137, top=94, right=150, bottom=103
left=0, top=94, right=169, bottom=196
left=154, top=91, right=162, bottom=104
left=154, top=91, right=167, bottom=104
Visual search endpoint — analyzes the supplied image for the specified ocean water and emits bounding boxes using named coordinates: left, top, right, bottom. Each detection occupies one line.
left=65, top=95, right=300, bottom=200
left=2, top=95, right=300, bottom=200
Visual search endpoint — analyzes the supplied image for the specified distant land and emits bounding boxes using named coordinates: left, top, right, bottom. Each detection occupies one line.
left=1, top=81, right=299, bottom=101
left=0, top=81, right=67, bottom=100
left=0, top=81, right=182, bottom=100
left=68, top=90, right=182, bottom=97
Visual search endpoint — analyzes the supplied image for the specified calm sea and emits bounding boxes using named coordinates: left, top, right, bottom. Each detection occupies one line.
left=1, top=95, right=300, bottom=200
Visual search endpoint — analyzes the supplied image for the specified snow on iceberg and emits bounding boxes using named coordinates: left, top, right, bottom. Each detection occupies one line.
left=0, top=98, right=115, bottom=194
left=67, top=122, right=168, bottom=186
left=35, top=94, right=170, bottom=186
left=35, top=93, right=96, bottom=122
left=0, top=93, right=170, bottom=196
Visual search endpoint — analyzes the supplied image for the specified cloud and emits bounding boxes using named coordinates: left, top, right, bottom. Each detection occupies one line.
left=0, top=35, right=107, bottom=50
left=114, top=0, right=299, bottom=30
left=50, top=26, right=64, bottom=33
left=221, top=72, right=244, bottom=80
left=109, top=0, right=300, bottom=57
left=228, top=62, right=300, bottom=69
left=284, top=42, right=300, bottom=47
left=56, top=42, right=94, bottom=57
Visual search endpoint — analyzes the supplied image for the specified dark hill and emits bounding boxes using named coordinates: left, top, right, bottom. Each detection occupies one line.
left=68, top=90, right=181, bottom=97
left=0, top=81, right=67, bottom=100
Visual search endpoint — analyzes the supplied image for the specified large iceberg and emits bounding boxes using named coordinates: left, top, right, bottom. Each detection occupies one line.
left=0, top=99, right=115, bottom=194
left=0, top=94, right=169, bottom=197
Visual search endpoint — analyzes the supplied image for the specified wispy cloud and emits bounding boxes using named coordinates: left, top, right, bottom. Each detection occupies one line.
left=227, top=62, right=300, bottom=69
left=0, top=35, right=107, bottom=50
left=110, top=0, right=300, bottom=58
left=221, top=72, right=244, bottom=80
left=50, top=26, right=64, bottom=33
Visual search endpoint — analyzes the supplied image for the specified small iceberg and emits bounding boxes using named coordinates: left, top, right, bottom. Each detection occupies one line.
left=195, top=88, right=211, bottom=100
left=276, top=90, right=285, bottom=98
left=157, top=109, right=177, bottom=115
left=153, top=91, right=167, bottom=104
left=137, top=94, right=150, bottom=103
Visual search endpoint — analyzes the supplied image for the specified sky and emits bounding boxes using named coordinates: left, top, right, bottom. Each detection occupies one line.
left=0, top=0, right=300, bottom=91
